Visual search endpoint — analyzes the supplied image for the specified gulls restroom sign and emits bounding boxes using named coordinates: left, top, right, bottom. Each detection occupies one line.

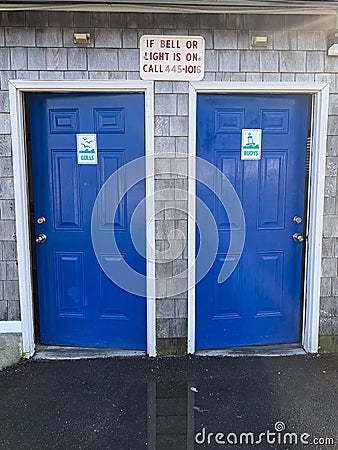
left=241, top=129, right=262, bottom=160
left=77, top=134, right=97, bottom=165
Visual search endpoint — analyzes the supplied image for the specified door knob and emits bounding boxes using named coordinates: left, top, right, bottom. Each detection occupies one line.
left=36, top=233, right=47, bottom=244
left=292, top=233, right=304, bottom=243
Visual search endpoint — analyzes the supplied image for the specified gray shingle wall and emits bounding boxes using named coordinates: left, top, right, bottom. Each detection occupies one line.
left=0, top=11, right=337, bottom=343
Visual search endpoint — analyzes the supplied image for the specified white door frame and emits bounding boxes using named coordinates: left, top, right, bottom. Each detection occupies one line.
left=188, top=82, right=329, bottom=354
left=8, top=80, right=156, bottom=357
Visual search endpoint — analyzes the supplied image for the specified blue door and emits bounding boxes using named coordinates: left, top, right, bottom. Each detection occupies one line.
left=196, top=94, right=309, bottom=348
left=29, top=93, right=146, bottom=349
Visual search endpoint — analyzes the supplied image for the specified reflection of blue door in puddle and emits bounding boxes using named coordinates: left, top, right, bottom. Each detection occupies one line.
left=29, top=93, right=146, bottom=348
left=196, top=94, right=309, bottom=348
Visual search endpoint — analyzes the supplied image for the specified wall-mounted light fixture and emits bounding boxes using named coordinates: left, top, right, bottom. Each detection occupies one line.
left=251, top=36, right=268, bottom=48
left=328, top=31, right=338, bottom=56
left=73, top=33, right=91, bottom=45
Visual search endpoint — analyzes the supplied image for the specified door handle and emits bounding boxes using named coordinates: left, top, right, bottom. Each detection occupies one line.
left=36, top=233, right=47, bottom=244
left=292, top=232, right=304, bottom=243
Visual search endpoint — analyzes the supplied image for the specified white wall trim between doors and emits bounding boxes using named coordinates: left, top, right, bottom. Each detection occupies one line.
left=8, top=80, right=156, bottom=358
left=188, top=82, right=329, bottom=354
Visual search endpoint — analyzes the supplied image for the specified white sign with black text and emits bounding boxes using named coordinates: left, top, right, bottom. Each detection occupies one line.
left=140, top=35, right=205, bottom=81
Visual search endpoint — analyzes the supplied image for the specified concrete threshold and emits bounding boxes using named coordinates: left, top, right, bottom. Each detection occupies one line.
left=34, top=345, right=145, bottom=360
left=197, top=344, right=307, bottom=357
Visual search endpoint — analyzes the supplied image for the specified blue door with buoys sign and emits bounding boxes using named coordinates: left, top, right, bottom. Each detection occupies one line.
left=196, top=94, right=309, bottom=349
left=28, top=93, right=146, bottom=349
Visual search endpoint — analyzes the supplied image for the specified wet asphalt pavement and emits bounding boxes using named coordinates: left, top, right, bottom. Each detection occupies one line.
left=0, top=354, right=337, bottom=450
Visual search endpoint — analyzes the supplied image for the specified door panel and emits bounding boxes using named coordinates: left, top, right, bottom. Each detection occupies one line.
left=29, top=93, right=146, bottom=349
left=196, top=94, right=309, bottom=349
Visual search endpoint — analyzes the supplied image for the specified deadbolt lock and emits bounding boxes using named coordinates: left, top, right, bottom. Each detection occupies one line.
left=36, top=216, right=46, bottom=225
left=293, top=216, right=303, bottom=224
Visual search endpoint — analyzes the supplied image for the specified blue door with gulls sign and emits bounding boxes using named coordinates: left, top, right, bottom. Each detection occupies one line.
left=196, top=94, right=309, bottom=349
left=29, top=93, right=146, bottom=349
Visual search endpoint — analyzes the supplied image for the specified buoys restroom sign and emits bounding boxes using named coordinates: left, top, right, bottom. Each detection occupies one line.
left=241, top=129, right=262, bottom=160
left=140, top=35, right=205, bottom=81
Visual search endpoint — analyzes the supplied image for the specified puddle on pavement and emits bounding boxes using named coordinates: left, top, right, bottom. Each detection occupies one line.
left=146, top=381, right=194, bottom=449
left=116, top=381, right=278, bottom=449
left=114, top=380, right=325, bottom=449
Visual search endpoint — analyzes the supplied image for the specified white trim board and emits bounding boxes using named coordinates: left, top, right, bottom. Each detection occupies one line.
left=188, top=82, right=329, bottom=355
left=0, top=321, right=22, bottom=333
left=8, top=80, right=156, bottom=358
